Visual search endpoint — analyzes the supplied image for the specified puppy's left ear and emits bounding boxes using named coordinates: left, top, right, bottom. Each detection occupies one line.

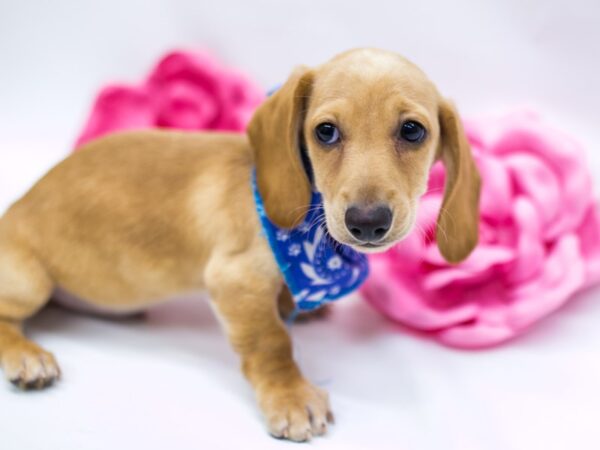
left=435, top=99, right=481, bottom=263
left=247, top=66, right=314, bottom=228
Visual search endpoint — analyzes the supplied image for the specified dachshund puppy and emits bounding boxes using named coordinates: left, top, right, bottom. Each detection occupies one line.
left=0, top=48, right=480, bottom=441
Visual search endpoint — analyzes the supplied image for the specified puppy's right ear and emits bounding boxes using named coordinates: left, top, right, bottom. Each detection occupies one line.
left=247, top=66, right=314, bottom=228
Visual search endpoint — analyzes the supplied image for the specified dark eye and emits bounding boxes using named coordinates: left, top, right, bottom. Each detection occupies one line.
left=315, top=123, right=340, bottom=145
left=399, top=121, right=426, bottom=143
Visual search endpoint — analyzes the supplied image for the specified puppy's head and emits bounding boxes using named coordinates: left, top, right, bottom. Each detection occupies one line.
left=248, top=48, right=480, bottom=263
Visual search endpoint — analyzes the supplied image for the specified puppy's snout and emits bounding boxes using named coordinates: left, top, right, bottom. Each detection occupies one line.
left=344, top=205, right=392, bottom=242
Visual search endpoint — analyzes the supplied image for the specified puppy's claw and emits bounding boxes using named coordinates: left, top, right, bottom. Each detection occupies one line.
left=260, top=380, right=332, bottom=442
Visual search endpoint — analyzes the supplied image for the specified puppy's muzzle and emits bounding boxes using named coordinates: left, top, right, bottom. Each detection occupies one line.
left=344, top=205, right=393, bottom=244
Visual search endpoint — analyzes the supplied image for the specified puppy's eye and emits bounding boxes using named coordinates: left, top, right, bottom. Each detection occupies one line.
left=399, top=121, right=426, bottom=143
left=315, top=123, right=340, bottom=145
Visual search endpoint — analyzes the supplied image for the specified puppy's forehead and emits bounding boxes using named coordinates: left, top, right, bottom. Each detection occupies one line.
left=311, top=49, right=439, bottom=112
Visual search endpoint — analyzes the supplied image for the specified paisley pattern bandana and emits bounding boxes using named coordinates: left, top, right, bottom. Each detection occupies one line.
left=252, top=172, right=369, bottom=312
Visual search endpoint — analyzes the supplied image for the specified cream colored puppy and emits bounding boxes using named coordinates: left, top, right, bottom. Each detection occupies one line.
left=0, top=48, right=480, bottom=441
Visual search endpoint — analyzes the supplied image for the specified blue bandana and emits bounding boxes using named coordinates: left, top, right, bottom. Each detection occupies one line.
left=252, top=172, right=369, bottom=312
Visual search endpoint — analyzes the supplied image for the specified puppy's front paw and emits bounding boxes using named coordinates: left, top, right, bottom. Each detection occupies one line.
left=1, top=342, right=60, bottom=390
left=259, top=379, right=334, bottom=442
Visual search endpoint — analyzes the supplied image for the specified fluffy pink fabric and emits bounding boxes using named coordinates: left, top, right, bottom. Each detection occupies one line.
left=75, top=50, right=264, bottom=147
left=361, top=111, right=600, bottom=348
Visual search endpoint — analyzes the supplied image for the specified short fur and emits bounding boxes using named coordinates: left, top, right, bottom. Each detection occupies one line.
left=0, top=49, right=480, bottom=441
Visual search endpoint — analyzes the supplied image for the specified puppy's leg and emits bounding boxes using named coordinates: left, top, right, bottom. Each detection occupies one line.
left=0, top=236, right=59, bottom=389
left=206, top=252, right=333, bottom=442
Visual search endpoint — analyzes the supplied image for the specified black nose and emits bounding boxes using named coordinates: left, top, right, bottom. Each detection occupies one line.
left=345, top=205, right=393, bottom=242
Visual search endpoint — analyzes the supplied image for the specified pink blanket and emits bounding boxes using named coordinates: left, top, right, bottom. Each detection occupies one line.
left=76, top=50, right=264, bottom=147
left=361, top=111, right=600, bottom=348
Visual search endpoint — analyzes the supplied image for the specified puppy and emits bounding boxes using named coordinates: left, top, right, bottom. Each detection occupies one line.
left=0, top=48, right=480, bottom=441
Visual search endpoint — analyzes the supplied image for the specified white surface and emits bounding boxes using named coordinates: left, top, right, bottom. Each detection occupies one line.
left=1, top=1, right=600, bottom=449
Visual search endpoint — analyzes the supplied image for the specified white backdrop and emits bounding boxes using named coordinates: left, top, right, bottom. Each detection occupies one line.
left=1, top=1, right=600, bottom=449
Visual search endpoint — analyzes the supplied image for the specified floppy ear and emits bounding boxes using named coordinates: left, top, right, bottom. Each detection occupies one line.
left=247, top=66, right=314, bottom=228
left=435, top=99, right=481, bottom=263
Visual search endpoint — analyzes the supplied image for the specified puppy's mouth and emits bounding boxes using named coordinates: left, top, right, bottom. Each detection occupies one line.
left=325, top=227, right=392, bottom=253
left=360, top=242, right=386, bottom=249
left=348, top=241, right=393, bottom=254
left=333, top=225, right=414, bottom=254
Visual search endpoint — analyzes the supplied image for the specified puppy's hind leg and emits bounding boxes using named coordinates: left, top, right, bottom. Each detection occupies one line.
left=0, top=234, right=59, bottom=389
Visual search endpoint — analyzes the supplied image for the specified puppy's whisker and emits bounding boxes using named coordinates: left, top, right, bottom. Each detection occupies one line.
left=414, top=222, right=430, bottom=241
left=307, top=213, right=326, bottom=233
left=434, top=207, right=452, bottom=243
left=288, top=204, right=323, bottom=225
left=424, top=187, right=445, bottom=195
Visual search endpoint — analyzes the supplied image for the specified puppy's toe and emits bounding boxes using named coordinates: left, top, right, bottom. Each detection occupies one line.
left=260, top=380, right=332, bottom=442
left=2, top=343, right=60, bottom=390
